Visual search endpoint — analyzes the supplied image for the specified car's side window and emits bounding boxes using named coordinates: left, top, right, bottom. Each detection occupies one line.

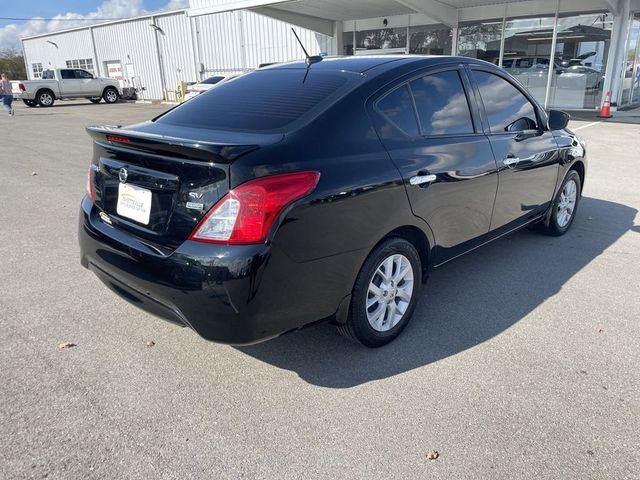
left=60, top=70, right=75, bottom=79
left=376, top=85, right=420, bottom=137
left=471, top=70, right=539, bottom=133
left=75, top=69, right=93, bottom=79
left=409, top=70, right=474, bottom=136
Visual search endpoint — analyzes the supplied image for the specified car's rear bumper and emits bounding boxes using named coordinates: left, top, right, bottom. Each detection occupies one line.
left=78, top=197, right=355, bottom=344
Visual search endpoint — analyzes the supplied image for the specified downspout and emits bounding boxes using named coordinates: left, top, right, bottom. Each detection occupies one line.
left=152, top=15, right=168, bottom=100
left=89, top=27, right=100, bottom=77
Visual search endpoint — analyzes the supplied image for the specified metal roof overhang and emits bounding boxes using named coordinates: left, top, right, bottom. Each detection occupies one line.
left=186, top=0, right=622, bottom=36
left=186, top=0, right=460, bottom=34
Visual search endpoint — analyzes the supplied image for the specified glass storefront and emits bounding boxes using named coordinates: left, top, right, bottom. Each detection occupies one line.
left=343, top=9, right=617, bottom=110
left=343, top=24, right=451, bottom=56
left=355, top=27, right=407, bottom=54
left=501, top=15, right=556, bottom=105
left=409, top=24, right=452, bottom=55
left=458, top=12, right=612, bottom=109
left=548, top=13, right=612, bottom=109
left=619, top=13, right=640, bottom=106
left=457, top=19, right=503, bottom=63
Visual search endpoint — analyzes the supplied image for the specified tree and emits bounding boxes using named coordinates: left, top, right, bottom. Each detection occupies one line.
left=0, top=48, right=27, bottom=80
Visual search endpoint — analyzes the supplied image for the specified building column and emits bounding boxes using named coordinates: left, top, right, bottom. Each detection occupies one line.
left=604, top=0, right=631, bottom=107
left=335, top=20, right=343, bottom=55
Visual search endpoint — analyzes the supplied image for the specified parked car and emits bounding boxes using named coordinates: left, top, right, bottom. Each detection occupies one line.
left=79, top=56, right=586, bottom=347
left=184, top=75, right=226, bottom=99
left=19, top=68, right=122, bottom=107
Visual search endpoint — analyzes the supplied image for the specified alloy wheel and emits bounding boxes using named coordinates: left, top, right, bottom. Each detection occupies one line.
left=557, top=178, right=577, bottom=228
left=366, top=254, right=414, bottom=332
left=39, top=93, right=53, bottom=106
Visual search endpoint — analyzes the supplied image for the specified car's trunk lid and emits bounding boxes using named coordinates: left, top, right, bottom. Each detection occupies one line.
left=87, top=124, right=283, bottom=250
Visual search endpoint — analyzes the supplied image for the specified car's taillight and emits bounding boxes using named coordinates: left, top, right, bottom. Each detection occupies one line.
left=189, top=171, right=320, bottom=244
left=18, top=83, right=25, bottom=92
left=86, top=166, right=95, bottom=202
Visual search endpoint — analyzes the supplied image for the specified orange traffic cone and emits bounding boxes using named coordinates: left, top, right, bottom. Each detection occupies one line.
left=598, top=90, right=612, bottom=118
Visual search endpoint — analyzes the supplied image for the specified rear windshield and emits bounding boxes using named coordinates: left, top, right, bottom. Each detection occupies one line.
left=155, top=69, right=356, bottom=132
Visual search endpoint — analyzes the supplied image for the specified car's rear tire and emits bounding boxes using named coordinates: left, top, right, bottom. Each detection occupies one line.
left=36, top=90, right=55, bottom=107
left=337, top=238, right=422, bottom=347
left=103, top=87, right=119, bottom=104
left=23, top=99, right=37, bottom=107
left=540, top=170, right=581, bottom=236
left=89, top=98, right=101, bottom=104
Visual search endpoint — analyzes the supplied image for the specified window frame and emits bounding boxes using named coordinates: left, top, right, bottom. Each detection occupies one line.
left=465, top=64, right=547, bottom=135
left=66, top=58, right=95, bottom=74
left=31, top=63, right=43, bottom=79
left=372, top=64, right=483, bottom=140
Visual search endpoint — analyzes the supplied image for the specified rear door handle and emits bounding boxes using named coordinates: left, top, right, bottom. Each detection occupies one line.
left=409, top=174, right=437, bottom=186
left=503, top=156, right=520, bottom=167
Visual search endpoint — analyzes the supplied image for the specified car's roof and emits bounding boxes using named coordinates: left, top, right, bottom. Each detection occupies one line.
left=266, top=55, right=487, bottom=75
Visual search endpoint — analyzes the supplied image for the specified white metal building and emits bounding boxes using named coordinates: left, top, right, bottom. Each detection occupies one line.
left=21, top=0, right=640, bottom=110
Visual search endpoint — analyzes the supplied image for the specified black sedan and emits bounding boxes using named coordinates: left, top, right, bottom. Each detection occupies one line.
left=79, top=55, right=586, bottom=347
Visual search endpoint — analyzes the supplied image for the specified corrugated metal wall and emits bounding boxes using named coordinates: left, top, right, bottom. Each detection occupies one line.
left=92, top=17, right=165, bottom=100
left=23, top=29, right=94, bottom=79
left=196, top=11, right=247, bottom=75
left=156, top=13, right=198, bottom=91
left=21, top=8, right=335, bottom=99
left=241, top=11, right=332, bottom=68
left=197, top=10, right=333, bottom=76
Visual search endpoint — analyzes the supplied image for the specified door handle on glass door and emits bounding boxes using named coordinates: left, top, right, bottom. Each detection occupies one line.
left=409, top=174, right=437, bottom=186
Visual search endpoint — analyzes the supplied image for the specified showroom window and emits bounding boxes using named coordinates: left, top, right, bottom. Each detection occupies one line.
left=618, top=12, right=639, bottom=106
left=65, top=58, right=94, bottom=73
left=501, top=15, right=556, bottom=106
left=344, top=22, right=452, bottom=56
left=409, top=24, right=452, bottom=55
left=32, top=63, right=43, bottom=79
left=457, top=19, right=503, bottom=63
left=355, top=27, right=407, bottom=53
left=547, top=13, right=612, bottom=110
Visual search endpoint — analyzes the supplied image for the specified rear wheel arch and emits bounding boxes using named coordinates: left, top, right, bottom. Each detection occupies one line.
left=381, top=225, right=431, bottom=280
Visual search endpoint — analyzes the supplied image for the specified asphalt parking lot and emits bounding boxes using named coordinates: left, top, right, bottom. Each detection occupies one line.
left=1, top=100, right=639, bottom=480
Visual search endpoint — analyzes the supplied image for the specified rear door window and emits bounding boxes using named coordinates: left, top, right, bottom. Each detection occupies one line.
left=155, top=69, right=355, bottom=132
left=376, top=85, right=419, bottom=137
left=471, top=70, right=539, bottom=133
left=409, top=70, right=474, bottom=136
left=60, top=70, right=75, bottom=79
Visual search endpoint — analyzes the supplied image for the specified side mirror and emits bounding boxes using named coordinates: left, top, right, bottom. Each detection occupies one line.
left=548, top=110, right=570, bottom=130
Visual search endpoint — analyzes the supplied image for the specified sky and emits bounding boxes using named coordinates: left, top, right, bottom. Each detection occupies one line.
left=0, top=0, right=189, bottom=50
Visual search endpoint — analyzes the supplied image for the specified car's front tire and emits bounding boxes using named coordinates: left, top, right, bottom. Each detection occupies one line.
left=103, top=87, right=119, bottom=104
left=337, top=238, right=422, bottom=347
left=541, top=170, right=581, bottom=236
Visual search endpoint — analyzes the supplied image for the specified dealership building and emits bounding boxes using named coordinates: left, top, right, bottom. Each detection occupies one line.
left=21, top=0, right=640, bottom=110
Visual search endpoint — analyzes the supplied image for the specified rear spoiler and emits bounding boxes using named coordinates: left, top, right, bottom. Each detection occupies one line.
left=86, top=125, right=261, bottom=163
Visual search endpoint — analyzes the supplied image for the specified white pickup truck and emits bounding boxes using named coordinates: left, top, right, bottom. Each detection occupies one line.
left=19, top=68, right=122, bottom=107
